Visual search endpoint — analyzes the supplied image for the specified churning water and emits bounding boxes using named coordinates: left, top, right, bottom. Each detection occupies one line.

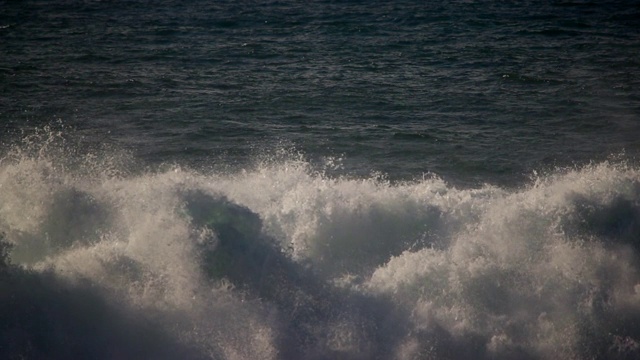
left=1, top=0, right=640, bottom=359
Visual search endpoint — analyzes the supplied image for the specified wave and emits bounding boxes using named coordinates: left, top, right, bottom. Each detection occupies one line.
left=1, top=131, right=640, bottom=359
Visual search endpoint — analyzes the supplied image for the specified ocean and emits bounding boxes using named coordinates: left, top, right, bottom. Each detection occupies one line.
left=1, top=1, right=640, bottom=359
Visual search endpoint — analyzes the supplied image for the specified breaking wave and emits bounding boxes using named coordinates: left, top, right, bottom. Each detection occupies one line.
left=1, top=130, right=640, bottom=359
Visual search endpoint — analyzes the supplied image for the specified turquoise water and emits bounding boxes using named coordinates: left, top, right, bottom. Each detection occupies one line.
left=1, top=1, right=640, bottom=359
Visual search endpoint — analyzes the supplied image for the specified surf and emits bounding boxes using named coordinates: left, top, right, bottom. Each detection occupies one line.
left=1, top=130, right=639, bottom=359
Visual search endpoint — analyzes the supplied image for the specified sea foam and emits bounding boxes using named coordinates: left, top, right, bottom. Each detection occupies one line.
left=1, top=131, right=639, bottom=359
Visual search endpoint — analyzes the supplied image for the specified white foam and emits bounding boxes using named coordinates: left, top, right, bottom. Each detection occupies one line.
left=1, top=131, right=639, bottom=359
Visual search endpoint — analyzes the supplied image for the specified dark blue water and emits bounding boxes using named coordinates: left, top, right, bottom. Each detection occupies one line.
left=2, top=1, right=640, bottom=359
left=3, top=0, right=639, bottom=184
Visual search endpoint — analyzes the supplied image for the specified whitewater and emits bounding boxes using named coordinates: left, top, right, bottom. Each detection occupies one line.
left=0, top=130, right=639, bottom=360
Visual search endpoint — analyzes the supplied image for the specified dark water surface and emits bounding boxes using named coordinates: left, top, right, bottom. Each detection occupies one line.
left=3, top=0, right=639, bottom=184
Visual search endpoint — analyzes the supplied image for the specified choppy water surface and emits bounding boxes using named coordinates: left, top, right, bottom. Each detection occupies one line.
left=3, top=0, right=640, bottom=183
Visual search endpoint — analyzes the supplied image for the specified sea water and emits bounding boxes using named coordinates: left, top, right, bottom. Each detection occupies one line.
left=1, top=1, right=640, bottom=359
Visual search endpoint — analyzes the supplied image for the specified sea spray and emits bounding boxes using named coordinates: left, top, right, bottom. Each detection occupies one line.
left=1, top=131, right=640, bottom=359
left=365, top=162, right=640, bottom=359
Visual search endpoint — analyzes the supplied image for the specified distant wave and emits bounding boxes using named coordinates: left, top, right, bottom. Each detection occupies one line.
left=1, top=130, right=640, bottom=359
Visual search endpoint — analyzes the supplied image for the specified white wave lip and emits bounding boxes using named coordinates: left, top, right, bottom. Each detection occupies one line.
left=1, top=134, right=639, bottom=359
